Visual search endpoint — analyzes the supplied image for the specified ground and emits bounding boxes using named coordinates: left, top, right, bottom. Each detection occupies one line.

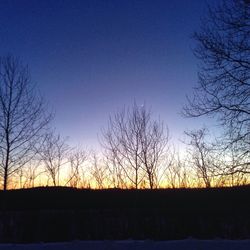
left=1, top=240, right=250, bottom=250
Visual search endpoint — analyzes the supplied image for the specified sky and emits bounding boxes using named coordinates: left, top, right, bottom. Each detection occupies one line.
left=0, top=0, right=218, bottom=150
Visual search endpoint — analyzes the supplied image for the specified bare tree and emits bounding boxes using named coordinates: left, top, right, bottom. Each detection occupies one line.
left=185, top=128, right=215, bottom=188
left=0, top=56, right=51, bottom=190
left=102, top=103, right=169, bottom=189
left=214, top=142, right=250, bottom=186
left=183, top=0, right=250, bottom=174
left=104, top=152, right=128, bottom=188
left=90, top=153, right=108, bottom=189
left=22, top=160, right=44, bottom=188
left=165, top=151, right=189, bottom=188
left=66, top=148, right=87, bottom=188
left=39, top=132, right=69, bottom=186
left=137, top=107, right=169, bottom=188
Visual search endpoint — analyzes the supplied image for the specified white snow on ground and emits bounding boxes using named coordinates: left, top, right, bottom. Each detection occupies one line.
left=0, top=239, right=250, bottom=250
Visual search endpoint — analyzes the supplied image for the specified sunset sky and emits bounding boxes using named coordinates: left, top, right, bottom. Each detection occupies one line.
left=0, top=0, right=218, bottom=149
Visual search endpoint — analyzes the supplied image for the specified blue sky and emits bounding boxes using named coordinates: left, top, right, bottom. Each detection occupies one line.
left=0, top=0, right=218, bottom=149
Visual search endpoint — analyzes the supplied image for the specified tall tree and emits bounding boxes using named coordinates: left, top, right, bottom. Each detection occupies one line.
left=66, top=148, right=87, bottom=188
left=184, top=0, right=250, bottom=173
left=0, top=56, right=51, bottom=190
left=137, top=106, right=169, bottom=188
left=185, top=129, right=214, bottom=188
left=102, top=103, right=169, bottom=189
left=90, top=153, right=108, bottom=189
left=39, top=132, right=69, bottom=186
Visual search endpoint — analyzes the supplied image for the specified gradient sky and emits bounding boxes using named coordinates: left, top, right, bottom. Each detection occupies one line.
left=0, top=0, right=218, bottom=149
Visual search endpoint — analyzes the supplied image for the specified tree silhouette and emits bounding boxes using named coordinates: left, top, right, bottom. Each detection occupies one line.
left=185, top=128, right=215, bottom=188
left=0, top=56, right=51, bottom=190
left=102, top=103, right=169, bottom=189
left=184, top=0, right=250, bottom=174
left=39, top=132, right=69, bottom=186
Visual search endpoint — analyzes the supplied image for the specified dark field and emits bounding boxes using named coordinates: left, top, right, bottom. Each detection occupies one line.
left=0, top=186, right=249, bottom=242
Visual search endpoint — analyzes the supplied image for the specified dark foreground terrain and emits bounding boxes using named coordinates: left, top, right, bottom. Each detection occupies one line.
left=1, top=239, right=250, bottom=250
left=0, top=186, right=249, bottom=243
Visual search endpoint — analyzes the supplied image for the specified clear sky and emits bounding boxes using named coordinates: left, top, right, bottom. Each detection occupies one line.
left=0, top=0, right=218, bottom=149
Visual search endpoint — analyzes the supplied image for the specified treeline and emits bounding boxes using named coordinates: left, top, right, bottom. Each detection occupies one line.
left=0, top=56, right=248, bottom=190
left=7, top=123, right=250, bottom=190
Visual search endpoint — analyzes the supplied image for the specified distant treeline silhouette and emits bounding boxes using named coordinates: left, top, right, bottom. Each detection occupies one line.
left=0, top=55, right=248, bottom=190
